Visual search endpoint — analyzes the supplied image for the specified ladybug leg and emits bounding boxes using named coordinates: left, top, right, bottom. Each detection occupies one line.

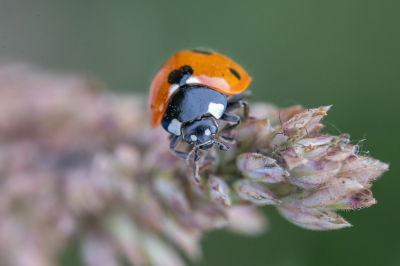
left=227, top=91, right=251, bottom=104
left=170, top=134, right=189, bottom=160
left=226, top=92, right=251, bottom=120
left=226, top=101, right=250, bottom=120
left=170, top=135, right=200, bottom=162
left=219, top=112, right=241, bottom=142
left=193, top=161, right=201, bottom=183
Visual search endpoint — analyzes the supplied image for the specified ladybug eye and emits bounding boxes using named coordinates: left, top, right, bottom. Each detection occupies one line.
left=190, top=135, right=197, bottom=142
left=204, top=129, right=211, bottom=136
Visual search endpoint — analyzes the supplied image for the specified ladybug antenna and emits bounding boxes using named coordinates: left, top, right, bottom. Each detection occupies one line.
left=213, top=139, right=229, bottom=151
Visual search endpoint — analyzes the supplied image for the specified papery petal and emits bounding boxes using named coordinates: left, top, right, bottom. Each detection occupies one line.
left=249, top=103, right=278, bottom=120
left=238, top=118, right=275, bottom=149
left=291, top=135, right=354, bottom=162
left=226, top=206, right=267, bottom=235
left=135, top=188, right=164, bottom=230
left=287, top=159, right=342, bottom=189
left=82, top=233, right=120, bottom=266
left=277, top=196, right=351, bottom=230
left=301, top=178, right=365, bottom=208
left=13, top=240, right=54, bottom=266
left=154, top=178, right=191, bottom=214
left=103, top=215, right=145, bottom=266
left=191, top=203, right=228, bottom=231
left=208, top=175, right=231, bottom=207
left=324, top=189, right=377, bottom=209
left=114, top=144, right=142, bottom=174
left=142, top=232, right=185, bottom=266
left=237, top=153, right=288, bottom=183
left=153, top=178, right=201, bottom=228
left=293, top=136, right=333, bottom=161
left=189, top=186, right=228, bottom=230
left=281, top=147, right=307, bottom=170
left=336, top=155, right=389, bottom=185
left=295, top=136, right=334, bottom=148
left=273, top=106, right=331, bottom=146
left=234, top=179, right=282, bottom=205
left=162, top=218, right=202, bottom=260
left=144, top=143, right=180, bottom=171
left=325, top=145, right=357, bottom=161
left=276, top=105, right=306, bottom=124
left=237, top=153, right=276, bottom=171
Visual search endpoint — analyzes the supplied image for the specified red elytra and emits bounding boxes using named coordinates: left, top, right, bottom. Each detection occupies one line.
left=149, top=50, right=252, bottom=128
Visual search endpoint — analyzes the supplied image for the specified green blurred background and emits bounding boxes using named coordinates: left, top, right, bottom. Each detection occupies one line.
left=1, top=1, right=399, bottom=265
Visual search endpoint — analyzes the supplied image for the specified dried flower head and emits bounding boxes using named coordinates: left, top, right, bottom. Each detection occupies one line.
left=0, top=65, right=388, bottom=266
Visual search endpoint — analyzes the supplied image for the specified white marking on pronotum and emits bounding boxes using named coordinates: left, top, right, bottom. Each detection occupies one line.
left=168, top=119, right=182, bottom=135
left=168, top=84, right=180, bottom=97
left=204, top=128, right=211, bottom=136
left=190, top=135, right=197, bottom=142
left=185, top=76, right=201, bottom=84
left=207, top=102, right=225, bottom=119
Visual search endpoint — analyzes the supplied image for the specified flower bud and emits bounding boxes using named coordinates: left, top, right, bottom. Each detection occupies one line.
left=208, top=175, right=231, bottom=207
left=0, top=66, right=388, bottom=266
left=237, top=153, right=288, bottom=183
left=226, top=206, right=267, bottom=235
left=287, top=159, right=342, bottom=189
left=234, top=179, right=282, bottom=205
left=277, top=195, right=351, bottom=230
left=301, top=178, right=365, bottom=208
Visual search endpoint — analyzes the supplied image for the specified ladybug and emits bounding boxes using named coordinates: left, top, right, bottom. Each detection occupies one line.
left=149, top=49, right=251, bottom=177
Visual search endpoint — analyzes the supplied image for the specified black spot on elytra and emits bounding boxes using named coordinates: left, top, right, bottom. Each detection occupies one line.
left=179, top=65, right=193, bottom=75
left=229, top=68, right=241, bottom=80
left=168, top=70, right=181, bottom=84
left=191, top=49, right=212, bottom=55
left=168, top=65, right=194, bottom=84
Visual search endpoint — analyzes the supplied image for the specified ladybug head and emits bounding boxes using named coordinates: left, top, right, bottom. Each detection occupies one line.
left=182, top=116, right=217, bottom=149
left=182, top=116, right=230, bottom=163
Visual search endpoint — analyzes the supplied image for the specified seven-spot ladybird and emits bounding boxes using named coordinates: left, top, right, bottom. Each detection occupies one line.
left=149, top=49, right=252, bottom=180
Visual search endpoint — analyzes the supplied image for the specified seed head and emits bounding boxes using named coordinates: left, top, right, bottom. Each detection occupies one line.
left=0, top=65, right=388, bottom=265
